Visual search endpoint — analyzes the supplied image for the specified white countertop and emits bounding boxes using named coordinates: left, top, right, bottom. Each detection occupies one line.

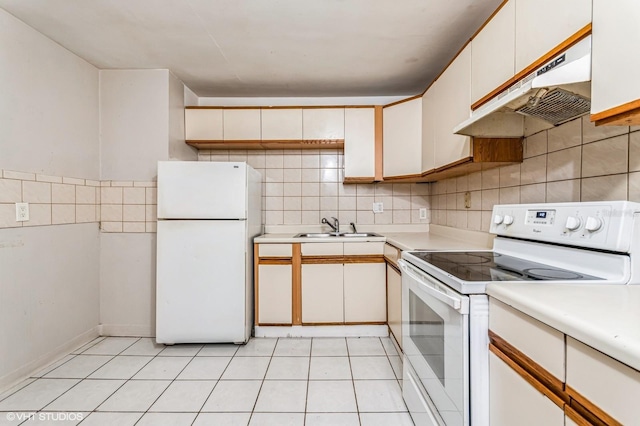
left=487, top=283, right=640, bottom=371
left=254, top=224, right=494, bottom=252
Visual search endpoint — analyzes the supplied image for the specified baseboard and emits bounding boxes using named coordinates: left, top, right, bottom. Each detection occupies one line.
left=0, top=326, right=100, bottom=392
left=99, top=324, right=155, bottom=337
left=254, top=324, right=389, bottom=338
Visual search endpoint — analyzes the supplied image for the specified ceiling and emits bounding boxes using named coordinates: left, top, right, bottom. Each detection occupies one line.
left=0, top=0, right=503, bottom=97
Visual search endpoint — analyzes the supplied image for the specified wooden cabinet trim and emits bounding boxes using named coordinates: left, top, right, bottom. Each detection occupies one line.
left=258, top=257, right=292, bottom=265
left=591, top=98, right=640, bottom=126
left=301, top=254, right=385, bottom=264
left=186, top=139, right=344, bottom=150
left=564, top=404, right=602, bottom=426
left=374, top=105, right=384, bottom=181
left=489, top=330, right=566, bottom=404
left=254, top=243, right=260, bottom=326
left=471, top=23, right=592, bottom=111
left=385, top=259, right=401, bottom=274
left=566, top=385, right=623, bottom=426
left=292, top=244, right=302, bottom=326
left=343, top=177, right=376, bottom=184
left=489, top=342, right=566, bottom=409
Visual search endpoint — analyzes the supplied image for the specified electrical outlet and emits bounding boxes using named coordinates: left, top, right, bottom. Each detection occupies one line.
left=464, top=191, right=471, bottom=209
left=419, top=208, right=427, bottom=220
left=16, top=202, right=29, bottom=221
left=372, top=202, right=384, bottom=213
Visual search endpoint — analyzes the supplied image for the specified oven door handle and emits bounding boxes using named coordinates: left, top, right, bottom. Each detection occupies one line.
left=398, top=259, right=462, bottom=311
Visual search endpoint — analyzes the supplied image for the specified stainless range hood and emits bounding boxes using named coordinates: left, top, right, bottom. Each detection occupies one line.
left=454, top=35, right=591, bottom=138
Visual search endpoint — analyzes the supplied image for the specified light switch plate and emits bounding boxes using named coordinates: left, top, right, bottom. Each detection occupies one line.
left=373, top=202, right=384, bottom=214
left=419, top=208, right=427, bottom=219
left=16, top=202, right=29, bottom=221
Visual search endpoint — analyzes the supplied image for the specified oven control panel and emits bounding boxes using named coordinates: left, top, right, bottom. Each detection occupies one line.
left=490, top=202, right=640, bottom=252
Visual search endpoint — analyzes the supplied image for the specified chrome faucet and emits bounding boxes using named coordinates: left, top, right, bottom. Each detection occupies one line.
left=350, top=222, right=357, bottom=233
left=321, top=217, right=340, bottom=233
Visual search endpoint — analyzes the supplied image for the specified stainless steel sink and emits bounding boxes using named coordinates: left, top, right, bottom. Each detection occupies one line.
left=294, top=232, right=338, bottom=238
left=294, top=232, right=382, bottom=238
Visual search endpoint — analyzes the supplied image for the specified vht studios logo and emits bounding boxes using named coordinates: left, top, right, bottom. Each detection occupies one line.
left=5, top=412, right=84, bottom=422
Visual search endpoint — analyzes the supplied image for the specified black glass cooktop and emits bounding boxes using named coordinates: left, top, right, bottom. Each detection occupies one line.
left=407, top=251, right=602, bottom=282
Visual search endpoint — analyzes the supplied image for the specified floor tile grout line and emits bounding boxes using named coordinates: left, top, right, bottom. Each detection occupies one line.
left=130, top=341, right=207, bottom=425
left=344, top=337, right=363, bottom=426
left=247, top=337, right=277, bottom=425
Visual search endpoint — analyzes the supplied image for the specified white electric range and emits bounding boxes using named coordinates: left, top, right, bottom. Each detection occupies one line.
left=399, top=201, right=640, bottom=426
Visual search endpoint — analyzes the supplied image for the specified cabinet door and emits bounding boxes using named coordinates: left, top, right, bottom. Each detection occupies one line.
left=566, top=337, right=638, bottom=425
left=421, top=88, right=436, bottom=173
left=591, top=0, right=640, bottom=115
left=515, top=0, right=591, bottom=74
left=344, top=263, right=386, bottom=323
left=302, top=108, right=345, bottom=139
left=434, top=45, right=472, bottom=169
left=261, top=109, right=303, bottom=140
left=223, top=109, right=261, bottom=140
left=185, top=109, right=223, bottom=140
left=344, top=107, right=376, bottom=179
left=258, top=264, right=292, bottom=324
left=301, top=264, right=344, bottom=323
left=383, top=98, right=422, bottom=177
left=471, top=0, right=516, bottom=104
left=386, top=264, right=402, bottom=348
left=490, top=351, right=565, bottom=426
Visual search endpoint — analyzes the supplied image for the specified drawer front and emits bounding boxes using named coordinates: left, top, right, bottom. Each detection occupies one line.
left=258, top=244, right=292, bottom=257
left=567, top=337, right=639, bottom=425
left=489, top=298, right=565, bottom=380
left=383, top=243, right=400, bottom=266
left=301, top=242, right=343, bottom=256
left=344, top=242, right=384, bottom=255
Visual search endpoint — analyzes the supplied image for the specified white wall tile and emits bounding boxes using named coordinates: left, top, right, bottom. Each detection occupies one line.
left=23, top=181, right=51, bottom=203
left=123, top=205, right=145, bottom=222
left=22, top=204, right=51, bottom=227
left=101, top=187, right=123, bottom=204
left=52, top=184, right=76, bottom=204
left=52, top=204, right=75, bottom=224
left=0, top=178, right=22, bottom=203
left=123, top=188, right=146, bottom=204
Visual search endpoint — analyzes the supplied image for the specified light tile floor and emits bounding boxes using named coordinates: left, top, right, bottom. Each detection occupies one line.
left=0, top=336, right=414, bottom=425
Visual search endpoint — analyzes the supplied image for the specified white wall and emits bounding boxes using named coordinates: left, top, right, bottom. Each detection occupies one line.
left=0, top=9, right=100, bottom=179
left=0, top=224, right=100, bottom=387
left=198, top=95, right=408, bottom=106
left=99, top=69, right=170, bottom=181
left=100, top=233, right=156, bottom=337
left=169, top=72, right=197, bottom=161
left=0, top=10, right=101, bottom=389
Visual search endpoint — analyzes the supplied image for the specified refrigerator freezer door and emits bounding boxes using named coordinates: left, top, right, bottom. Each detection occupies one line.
left=157, top=161, right=247, bottom=219
left=156, top=220, right=248, bottom=343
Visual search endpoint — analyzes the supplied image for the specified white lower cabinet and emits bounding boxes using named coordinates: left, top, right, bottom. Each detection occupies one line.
left=301, top=263, right=344, bottom=323
left=489, top=351, right=565, bottom=426
left=258, top=264, right=292, bottom=324
left=344, top=263, right=386, bottom=323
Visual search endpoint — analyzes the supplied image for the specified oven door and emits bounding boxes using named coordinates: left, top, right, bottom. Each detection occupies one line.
left=399, top=259, right=470, bottom=426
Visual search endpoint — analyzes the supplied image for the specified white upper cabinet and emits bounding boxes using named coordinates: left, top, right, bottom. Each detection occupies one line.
left=434, top=45, right=472, bottom=169
left=261, top=109, right=303, bottom=139
left=223, top=109, right=261, bottom=140
left=471, top=0, right=516, bottom=104
left=514, top=0, right=592, bottom=74
left=302, top=108, right=345, bottom=139
left=185, top=109, right=223, bottom=140
left=344, top=107, right=376, bottom=179
left=591, top=0, right=640, bottom=120
left=421, top=85, right=437, bottom=173
left=383, top=98, right=422, bottom=177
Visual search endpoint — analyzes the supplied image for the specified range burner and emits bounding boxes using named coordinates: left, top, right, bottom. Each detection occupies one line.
left=406, top=251, right=602, bottom=283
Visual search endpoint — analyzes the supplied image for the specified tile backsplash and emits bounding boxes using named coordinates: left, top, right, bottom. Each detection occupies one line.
left=430, top=116, right=640, bottom=232
left=197, top=150, right=431, bottom=227
left=0, top=170, right=157, bottom=233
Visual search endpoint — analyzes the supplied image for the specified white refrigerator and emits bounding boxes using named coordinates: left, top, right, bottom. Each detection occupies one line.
left=155, top=161, right=262, bottom=344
